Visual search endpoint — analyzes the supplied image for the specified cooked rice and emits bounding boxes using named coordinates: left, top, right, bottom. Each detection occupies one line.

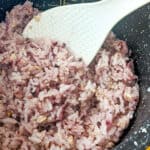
left=0, top=2, right=139, bottom=150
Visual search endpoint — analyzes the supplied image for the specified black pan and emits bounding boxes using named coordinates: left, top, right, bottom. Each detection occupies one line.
left=0, top=0, right=150, bottom=149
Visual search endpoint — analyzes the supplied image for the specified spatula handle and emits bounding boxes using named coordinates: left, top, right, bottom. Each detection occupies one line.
left=95, top=0, right=149, bottom=24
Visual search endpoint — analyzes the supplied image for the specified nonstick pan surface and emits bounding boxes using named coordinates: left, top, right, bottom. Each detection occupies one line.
left=0, top=0, right=150, bottom=149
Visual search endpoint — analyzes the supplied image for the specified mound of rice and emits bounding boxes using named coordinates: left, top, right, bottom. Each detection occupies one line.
left=0, top=2, right=139, bottom=150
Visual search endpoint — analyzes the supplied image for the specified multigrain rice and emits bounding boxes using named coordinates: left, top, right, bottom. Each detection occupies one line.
left=0, top=2, right=139, bottom=150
